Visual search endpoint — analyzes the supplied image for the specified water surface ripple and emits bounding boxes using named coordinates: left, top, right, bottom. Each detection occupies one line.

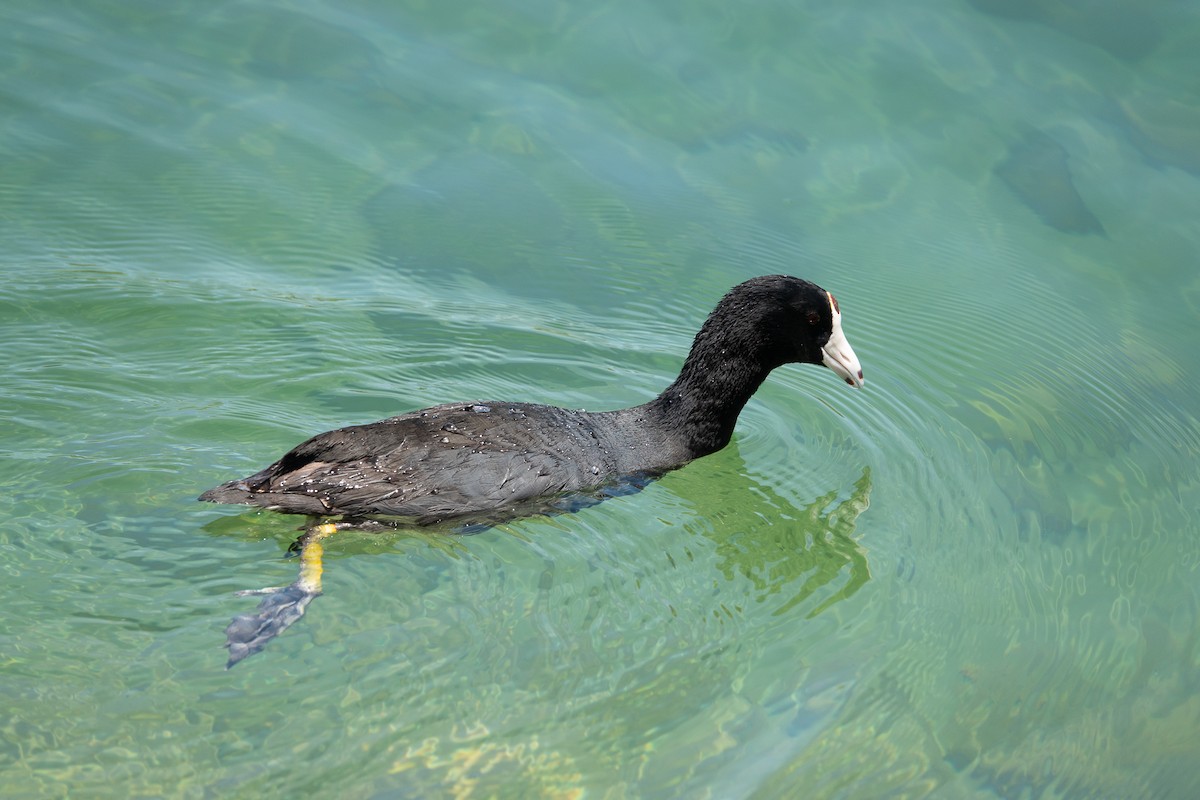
left=2, top=1, right=1199, bottom=798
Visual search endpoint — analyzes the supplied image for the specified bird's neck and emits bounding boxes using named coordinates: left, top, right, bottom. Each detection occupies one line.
left=648, top=337, right=776, bottom=459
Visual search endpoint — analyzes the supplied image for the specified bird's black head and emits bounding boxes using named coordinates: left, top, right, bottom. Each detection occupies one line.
left=714, top=275, right=865, bottom=387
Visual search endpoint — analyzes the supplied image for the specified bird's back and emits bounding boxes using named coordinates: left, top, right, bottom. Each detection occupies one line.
left=199, top=401, right=651, bottom=523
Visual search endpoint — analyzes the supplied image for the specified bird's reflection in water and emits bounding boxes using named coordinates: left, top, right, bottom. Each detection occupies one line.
left=667, top=451, right=872, bottom=620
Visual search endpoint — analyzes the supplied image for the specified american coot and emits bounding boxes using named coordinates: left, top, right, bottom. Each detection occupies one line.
left=203, top=274, right=863, bottom=666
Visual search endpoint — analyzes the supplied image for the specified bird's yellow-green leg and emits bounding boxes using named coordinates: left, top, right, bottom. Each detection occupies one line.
left=296, top=522, right=337, bottom=594
left=224, top=521, right=341, bottom=668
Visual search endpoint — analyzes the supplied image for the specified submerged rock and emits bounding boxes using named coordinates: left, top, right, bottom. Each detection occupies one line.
left=995, top=130, right=1105, bottom=236
left=967, top=0, right=1162, bottom=61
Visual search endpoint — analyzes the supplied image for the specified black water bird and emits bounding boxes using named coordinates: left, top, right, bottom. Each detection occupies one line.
left=201, top=275, right=864, bottom=665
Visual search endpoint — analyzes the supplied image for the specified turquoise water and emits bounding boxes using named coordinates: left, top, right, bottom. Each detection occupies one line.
left=3, top=0, right=1199, bottom=796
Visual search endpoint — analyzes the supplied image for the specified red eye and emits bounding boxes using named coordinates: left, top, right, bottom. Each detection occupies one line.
left=807, top=311, right=821, bottom=325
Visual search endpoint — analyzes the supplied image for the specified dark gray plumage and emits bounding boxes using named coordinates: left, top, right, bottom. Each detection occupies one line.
left=200, top=275, right=864, bottom=527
